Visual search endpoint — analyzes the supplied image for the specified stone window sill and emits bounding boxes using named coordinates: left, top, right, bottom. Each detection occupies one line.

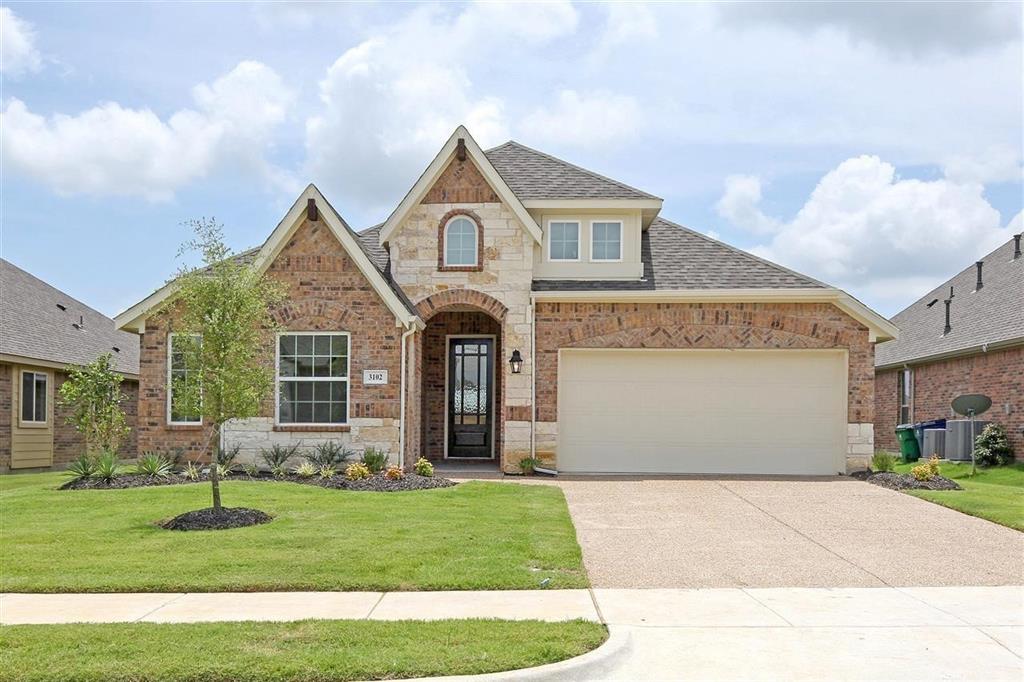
left=273, top=425, right=351, bottom=433
left=166, top=424, right=204, bottom=431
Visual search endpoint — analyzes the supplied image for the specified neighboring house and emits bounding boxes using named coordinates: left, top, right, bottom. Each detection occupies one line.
left=875, top=235, right=1024, bottom=455
left=1, top=259, right=140, bottom=471
left=115, top=127, right=896, bottom=475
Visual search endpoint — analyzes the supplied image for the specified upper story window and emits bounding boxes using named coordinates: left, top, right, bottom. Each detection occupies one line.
left=20, top=370, right=47, bottom=424
left=897, top=368, right=913, bottom=425
left=168, top=333, right=202, bottom=425
left=548, top=221, right=580, bottom=261
left=443, top=216, right=479, bottom=267
left=591, top=221, right=622, bottom=261
left=277, top=332, right=349, bottom=425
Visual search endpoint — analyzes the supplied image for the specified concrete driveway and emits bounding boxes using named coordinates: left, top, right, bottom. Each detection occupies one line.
left=554, top=477, right=1024, bottom=588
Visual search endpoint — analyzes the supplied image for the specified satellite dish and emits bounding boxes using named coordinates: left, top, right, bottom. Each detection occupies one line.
left=951, top=394, right=992, bottom=416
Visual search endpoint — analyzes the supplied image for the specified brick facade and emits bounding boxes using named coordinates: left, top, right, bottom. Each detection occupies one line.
left=0, top=364, right=10, bottom=470
left=422, top=156, right=500, bottom=205
left=874, top=345, right=1024, bottom=456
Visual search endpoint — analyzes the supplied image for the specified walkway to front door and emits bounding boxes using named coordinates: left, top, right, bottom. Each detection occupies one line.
left=447, top=337, right=494, bottom=459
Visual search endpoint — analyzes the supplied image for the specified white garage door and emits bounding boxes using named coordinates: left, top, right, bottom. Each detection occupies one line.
left=557, top=349, right=847, bottom=475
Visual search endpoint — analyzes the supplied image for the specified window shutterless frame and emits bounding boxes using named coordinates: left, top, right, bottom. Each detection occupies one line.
left=19, top=369, right=48, bottom=426
left=274, top=331, right=351, bottom=427
left=589, top=219, right=623, bottom=262
left=167, top=333, right=202, bottom=425
left=443, top=215, right=479, bottom=267
left=546, top=219, right=581, bottom=262
left=897, top=368, right=913, bottom=425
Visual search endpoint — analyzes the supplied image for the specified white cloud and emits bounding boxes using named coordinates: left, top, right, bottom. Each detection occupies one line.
left=942, top=146, right=1023, bottom=185
left=720, top=156, right=1015, bottom=311
left=715, top=175, right=781, bottom=234
left=1, top=7, right=42, bottom=76
left=1, top=61, right=293, bottom=200
left=519, top=89, right=643, bottom=148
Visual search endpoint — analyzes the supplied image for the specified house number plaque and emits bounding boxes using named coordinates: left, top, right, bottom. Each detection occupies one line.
left=363, top=369, right=388, bottom=385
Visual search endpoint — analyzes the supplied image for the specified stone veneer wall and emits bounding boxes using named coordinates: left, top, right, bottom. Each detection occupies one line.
left=138, top=217, right=405, bottom=466
left=534, top=301, right=877, bottom=472
left=874, top=345, right=1024, bottom=456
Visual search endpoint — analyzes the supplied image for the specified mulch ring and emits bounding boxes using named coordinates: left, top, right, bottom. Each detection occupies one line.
left=61, top=471, right=456, bottom=492
left=161, top=507, right=272, bottom=531
left=865, top=472, right=962, bottom=491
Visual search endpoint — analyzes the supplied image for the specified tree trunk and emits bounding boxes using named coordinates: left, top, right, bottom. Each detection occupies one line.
left=210, top=423, right=222, bottom=512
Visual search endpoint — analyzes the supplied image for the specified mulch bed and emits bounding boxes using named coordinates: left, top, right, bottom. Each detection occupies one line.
left=160, top=507, right=272, bottom=531
left=865, top=471, right=962, bottom=491
left=61, top=471, right=456, bottom=492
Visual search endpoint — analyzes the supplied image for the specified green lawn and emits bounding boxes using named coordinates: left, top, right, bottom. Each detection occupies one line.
left=0, top=619, right=607, bottom=682
left=0, top=473, right=586, bottom=592
left=892, top=461, right=1024, bottom=531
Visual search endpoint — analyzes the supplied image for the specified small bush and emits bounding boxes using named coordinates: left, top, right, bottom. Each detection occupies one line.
left=182, top=460, right=201, bottom=481
left=215, top=463, right=233, bottom=479
left=518, top=457, right=539, bottom=474
left=65, top=454, right=96, bottom=481
left=361, top=447, right=388, bottom=473
left=413, top=457, right=434, bottom=477
left=974, top=423, right=1015, bottom=466
left=260, top=444, right=299, bottom=470
left=871, top=451, right=897, bottom=473
left=216, top=443, right=240, bottom=467
left=271, top=464, right=287, bottom=479
left=94, top=451, right=120, bottom=482
left=136, top=452, right=174, bottom=478
left=309, top=441, right=352, bottom=467
left=910, top=463, right=933, bottom=481
left=242, top=462, right=259, bottom=477
left=318, top=464, right=336, bottom=480
left=926, top=454, right=941, bottom=477
left=345, top=462, right=371, bottom=481
left=293, top=460, right=317, bottom=478
left=384, top=464, right=404, bottom=480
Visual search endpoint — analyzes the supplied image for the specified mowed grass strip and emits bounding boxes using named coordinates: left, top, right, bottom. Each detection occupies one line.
left=0, top=619, right=608, bottom=682
left=893, top=462, right=1024, bottom=531
left=0, top=474, right=586, bottom=592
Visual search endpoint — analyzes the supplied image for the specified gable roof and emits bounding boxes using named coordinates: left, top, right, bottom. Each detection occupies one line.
left=378, top=126, right=543, bottom=246
left=114, top=185, right=421, bottom=333
left=875, top=235, right=1024, bottom=368
left=1, top=259, right=140, bottom=377
left=485, top=141, right=661, bottom=201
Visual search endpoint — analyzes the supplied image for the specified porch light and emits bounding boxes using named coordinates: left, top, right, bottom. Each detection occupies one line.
left=509, top=349, right=523, bottom=374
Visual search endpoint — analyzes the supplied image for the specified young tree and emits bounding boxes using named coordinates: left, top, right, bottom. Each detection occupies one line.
left=58, top=353, right=131, bottom=456
left=166, top=218, right=285, bottom=512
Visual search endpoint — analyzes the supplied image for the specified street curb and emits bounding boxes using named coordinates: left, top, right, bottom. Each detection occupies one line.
left=411, top=625, right=630, bottom=681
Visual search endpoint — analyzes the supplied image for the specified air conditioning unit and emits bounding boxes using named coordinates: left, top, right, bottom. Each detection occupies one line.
left=945, top=420, right=990, bottom=461
left=922, top=429, right=945, bottom=459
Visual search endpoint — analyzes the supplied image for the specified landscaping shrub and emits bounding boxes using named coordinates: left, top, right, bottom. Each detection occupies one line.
left=260, top=444, right=299, bottom=471
left=871, top=450, right=897, bottom=473
left=215, top=463, right=233, bottom=480
left=384, top=464, right=404, bottom=480
left=361, top=447, right=388, bottom=473
left=926, top=454, right=941, bottom=478
left=94, top=451, right=121, bottom=482
left=183, top=461, right=202, bottom=481
left=346, top=462, right=371, bottom=481
left=242, top=462, right=259, bottom=477
left=910, top=463, right=933, bottom=481
left=974, top=423, right=1015, bottom=466
left=217, top=443, right=241, bottom=467
left=318, top=465, right=336, bottom=480
left=518, top=457, right=539, bottom=474
left=309, top=441, right=352, bottom=467
left=136, top=452, right=174, bottom=478
left=414, top=457, right=434, bottom=477
left=293, top=461, right=317, bottom=478
left=65, top=454, right=96, bottom=481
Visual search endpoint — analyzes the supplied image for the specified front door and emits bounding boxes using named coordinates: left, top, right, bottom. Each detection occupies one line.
left=447, top=338, right=494, bottom=458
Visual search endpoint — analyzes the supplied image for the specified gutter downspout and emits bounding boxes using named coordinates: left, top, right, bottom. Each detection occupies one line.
left=529, top=294, right=558, bottom=477
left=398, top=321, right=417, bottom=468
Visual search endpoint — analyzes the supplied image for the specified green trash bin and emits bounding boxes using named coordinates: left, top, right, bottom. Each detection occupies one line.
left=896, top=424, right=920, bottom=463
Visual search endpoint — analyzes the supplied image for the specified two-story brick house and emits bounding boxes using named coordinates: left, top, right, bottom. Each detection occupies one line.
left=115, top=127, right=896, bottom=475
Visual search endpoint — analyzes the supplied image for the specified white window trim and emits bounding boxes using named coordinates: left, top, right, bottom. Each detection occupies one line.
left=167, top=333, right=202, bottom=425
left=589, top=219, right=624, bottom=263
left=442, top=215, right=479, bottom=267
left=898, top=368, right=913, bottom=425
left=19, top=369, right=48, bottom=426
left=546, top=219, right=581, bottom=262
left=274, top=331, right=351, bottom=427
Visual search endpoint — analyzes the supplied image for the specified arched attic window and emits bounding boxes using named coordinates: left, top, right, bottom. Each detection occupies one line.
left=439, top=212, right=483, bottom=271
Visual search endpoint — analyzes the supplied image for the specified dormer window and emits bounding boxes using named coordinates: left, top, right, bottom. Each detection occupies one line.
left=591, top=221, right=622, bottom=261
left=548, top=221, right=580, bottom=261
left=441, top=214, right=480, bottom=269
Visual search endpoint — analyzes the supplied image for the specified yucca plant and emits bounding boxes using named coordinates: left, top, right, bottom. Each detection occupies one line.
left=136, top=452, right=174, bottom=478
left=260, top=444, right=298, bottom=471
left=217, top=443, right=241, bottom=467
left=94, top=451, right=121, bottom=483
left=309, top=441, right=352, bottom=467
left=65, top=454, right=96, bottom=481
left=361, top=447, right=388, bottom=473
left=182, top=460, right=202, bottom=481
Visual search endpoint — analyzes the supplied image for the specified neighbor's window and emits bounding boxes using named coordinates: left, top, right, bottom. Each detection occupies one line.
left=278, top=333, right=349, bottom=425
left=549, top=221, right=580, bottom=261
left=443, top=216, right=479, bottom=267
left=591, top=221, right=622, bottom=261
left=897, top=368, right=913, bottom=425
left=20, top=371, right=47, bottom=424
left=168, top=333, right=202, bottom=424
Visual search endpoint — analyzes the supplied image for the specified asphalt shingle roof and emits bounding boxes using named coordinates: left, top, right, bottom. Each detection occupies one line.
left=532, top=218, right=827, bottom=291
left=875, top=236, right=1024, bottom=367
left=484, top=141, right=660, bottom=201
left=1, top=259, right=140, bottom=375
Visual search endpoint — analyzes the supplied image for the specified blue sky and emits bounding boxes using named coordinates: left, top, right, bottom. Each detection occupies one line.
left=1, top=1, right=1021, bottom=318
